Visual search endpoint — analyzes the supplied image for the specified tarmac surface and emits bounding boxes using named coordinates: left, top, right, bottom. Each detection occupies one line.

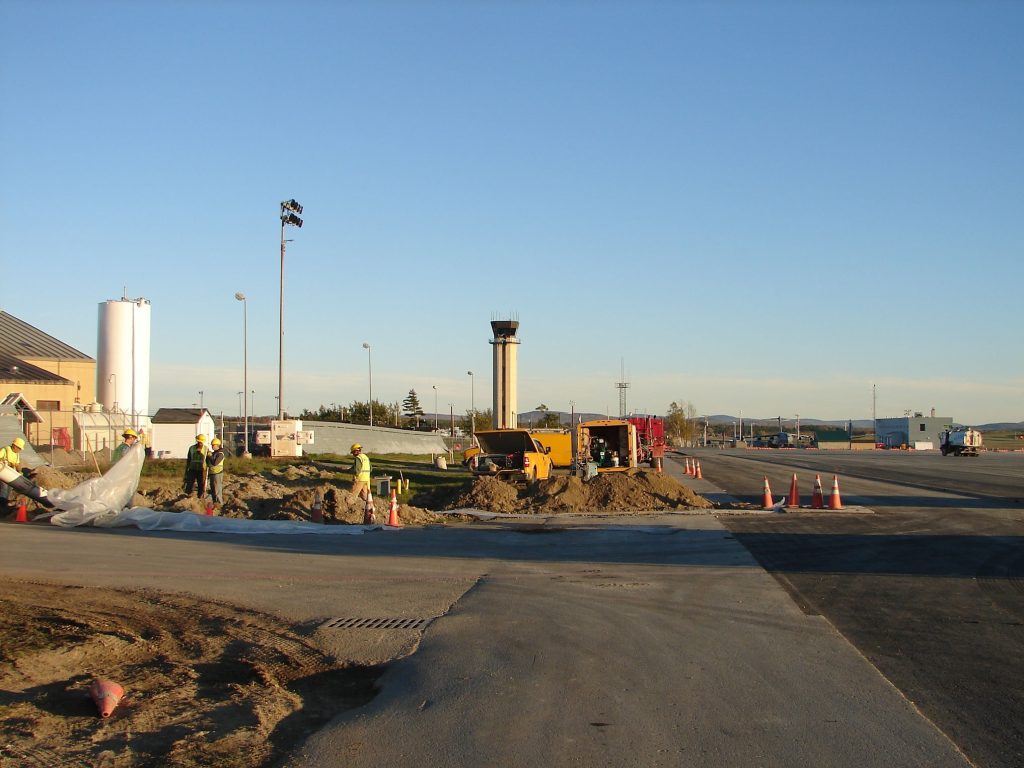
left=3, top=449, right=1020, bottom=766
left=684, top=447, right=1024, bottom=768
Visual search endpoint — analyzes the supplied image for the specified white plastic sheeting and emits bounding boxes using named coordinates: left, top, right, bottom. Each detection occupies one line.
left=36, top=444, right=387, bottom=535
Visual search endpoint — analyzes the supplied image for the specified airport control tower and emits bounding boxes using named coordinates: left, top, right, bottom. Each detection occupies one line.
left=489, top=318, right=520, bottom=428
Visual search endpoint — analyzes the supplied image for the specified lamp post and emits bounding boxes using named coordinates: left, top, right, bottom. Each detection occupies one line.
left=108, top=373, right=117, bottom=412
left=234, top=292, right=250, bottom=457
left=362, top=342, right=372, bottom=426
left=251, top=390, right=255, bottom=419
left=279, top=198, right=304, bottom=419
left=467, top=371, right=475, bottom=433
left=432, top=385, right=438, bottom=430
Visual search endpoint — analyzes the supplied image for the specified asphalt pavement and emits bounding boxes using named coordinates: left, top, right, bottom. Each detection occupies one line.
left=0, top=450, right=986, bottom=767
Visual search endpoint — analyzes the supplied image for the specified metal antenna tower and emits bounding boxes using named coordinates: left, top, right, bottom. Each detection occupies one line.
left=615, top=358, right=630, bottom=417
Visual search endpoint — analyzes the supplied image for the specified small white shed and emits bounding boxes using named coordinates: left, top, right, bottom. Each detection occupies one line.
left=151, top=408, right=215, bottom=459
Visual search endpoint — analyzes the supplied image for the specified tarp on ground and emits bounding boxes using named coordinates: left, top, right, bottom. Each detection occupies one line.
left=34, top=443, right=386, bottom=535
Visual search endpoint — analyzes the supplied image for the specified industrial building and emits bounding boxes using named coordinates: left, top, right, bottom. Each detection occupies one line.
left=0, top=310, right=96, bottom=447
left=875, top=413, right=953, bottom=450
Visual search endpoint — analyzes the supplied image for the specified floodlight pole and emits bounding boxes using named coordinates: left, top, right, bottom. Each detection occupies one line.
left=278, top=199, right=303, bottom=420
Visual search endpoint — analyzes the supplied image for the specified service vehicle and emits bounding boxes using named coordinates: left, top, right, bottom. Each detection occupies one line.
left=625, top=415, right=666, bottom=466
left=577, top=419, right=638, bottom=472
left=939, top=427, right=983, bottom=456
left=528, top=430, right=573, bottom=467
left=470, top=429, right=554, bottom=481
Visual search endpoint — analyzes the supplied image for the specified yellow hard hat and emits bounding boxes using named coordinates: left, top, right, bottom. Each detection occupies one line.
left=196, top=434, right=206, bottom=442
left=12, top=437, right=25, bottom=449
left=123, top=429, right=138, bottom=438
left=350, top=443, right=361, bottom=451
left=212, top=437, right=221, bottom=446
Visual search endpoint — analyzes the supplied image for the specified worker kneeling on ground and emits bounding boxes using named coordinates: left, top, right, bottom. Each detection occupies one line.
left=0, top=437, right=25, bottom=509
left=206, top=437, right=226, bottom=505
left=350, top=443, right=371, bottom=503
left=112, top=429, right=139, bottom=463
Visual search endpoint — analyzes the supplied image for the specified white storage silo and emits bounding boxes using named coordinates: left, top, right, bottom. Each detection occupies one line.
left=97, top=297, right=151, bottom=425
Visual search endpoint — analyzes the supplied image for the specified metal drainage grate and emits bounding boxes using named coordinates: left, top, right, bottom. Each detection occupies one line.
left=322, top=617, right=433, bottom=631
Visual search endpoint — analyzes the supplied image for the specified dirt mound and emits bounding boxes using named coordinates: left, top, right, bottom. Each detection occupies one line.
left=10, top=463, right=449, bottom=527
left=448, top=469, right=712, bottom=514
left=0, top=578, right=380, bottom=767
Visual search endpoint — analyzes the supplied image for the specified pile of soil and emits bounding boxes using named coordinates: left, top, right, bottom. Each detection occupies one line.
left=0, top=578, right=380, bottom=767
left=12, top=464, right=447, bottom=527
left=10, top=463, right=713, bottom=524
left=448, top=469, right=713, bottom=514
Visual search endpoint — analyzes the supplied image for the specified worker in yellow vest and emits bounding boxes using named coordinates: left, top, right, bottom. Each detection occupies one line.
left=206, top=437, right=226, bottom=504
left=0, top=436, right=25, bottom=507
left=350, top=443, right=371, bottom=502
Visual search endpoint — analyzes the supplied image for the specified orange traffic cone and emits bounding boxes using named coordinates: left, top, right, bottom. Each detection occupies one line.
left=828, top=475, right=843, bottom=510
left=311, top=490, right=323, bottom=523
left=205, top=501, right=214, bottom=516
left=363, top=493, right=376, bottom=525
left=15, top=502, right=28, bottom=523
left=90, top=678, right=124, bottom=718
left=762, top=476, right=774, bottom=509
left=811, top=474, right=825, bottom=509
left=655, top=457, right=663, bottom=474
left=695, top=461, right=703, bottom=480
left=686, top=458, right=694, bottom=476
left=787, top=473, right=800, bottom=508
left=387, top=489, right=401, bottom=527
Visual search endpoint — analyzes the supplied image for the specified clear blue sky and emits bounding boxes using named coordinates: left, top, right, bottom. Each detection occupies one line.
left=2, top=0, right=1021, bottom=424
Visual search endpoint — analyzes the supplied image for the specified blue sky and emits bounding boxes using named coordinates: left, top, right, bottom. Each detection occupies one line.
left=2, top=0, right=1021, bottom=424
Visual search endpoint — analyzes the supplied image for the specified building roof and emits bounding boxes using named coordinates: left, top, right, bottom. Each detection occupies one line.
left=0, top=310, right=93, bottom=361
left=152, top=408, right=208, bottom=424
left=0, top=351, right=72, bottom=384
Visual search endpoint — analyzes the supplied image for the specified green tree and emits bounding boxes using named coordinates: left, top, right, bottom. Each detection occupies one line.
left=402, top=389, right=425, bottom=427
left=349, top=400, right=391, bottom=426
left=534, top=404, right=561, bottom=429
left=665, top=401, right=698, bottom=446
left=460, top=408, right=493, bottom=435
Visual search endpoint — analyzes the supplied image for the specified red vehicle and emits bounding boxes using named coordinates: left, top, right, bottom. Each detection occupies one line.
left=626, top=415, right=666, bottom=466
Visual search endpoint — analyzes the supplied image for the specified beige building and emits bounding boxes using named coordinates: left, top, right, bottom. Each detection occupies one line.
left=0, top=310, right=97, bottom=447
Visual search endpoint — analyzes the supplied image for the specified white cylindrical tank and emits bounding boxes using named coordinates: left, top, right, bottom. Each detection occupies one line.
left=97, top=298, right=151, bottom=424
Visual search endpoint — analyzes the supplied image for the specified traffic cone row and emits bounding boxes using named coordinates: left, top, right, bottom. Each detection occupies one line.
left=762, top=473, right=842, bottom=510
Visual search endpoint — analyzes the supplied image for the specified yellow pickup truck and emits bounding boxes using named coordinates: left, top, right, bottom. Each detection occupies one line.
left=469, top=429, right=554, bottom=482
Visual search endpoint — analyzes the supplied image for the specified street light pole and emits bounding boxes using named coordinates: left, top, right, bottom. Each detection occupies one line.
left=433, top=385, right=438, bottom=430
left=235, top=292, right=250, bottom=457
left=467, top=371, right=474, bottom=433
left=362, top=342, right=372, bottom=426
left=279, top=199, right=303, bottom=420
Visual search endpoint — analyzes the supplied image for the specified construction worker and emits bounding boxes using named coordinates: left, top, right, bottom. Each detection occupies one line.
left=0, top=437, right=25, bottom=508
left=183, top=434, right=209, bottom=498
left=112, top=429, right=139, bottom=463
left=350, top=443, right=372, bottom=503
left=206, top=437, right=226, bottom=504
left=139, top=427, right=153, bottom=459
